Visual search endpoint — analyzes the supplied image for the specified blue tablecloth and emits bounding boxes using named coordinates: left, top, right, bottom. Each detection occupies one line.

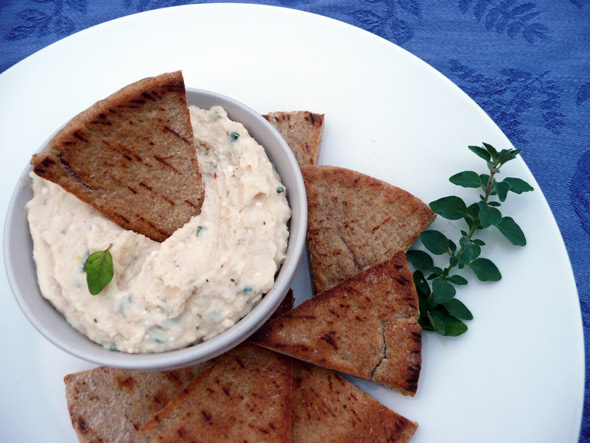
left=2, top=0, right=589, bottom=439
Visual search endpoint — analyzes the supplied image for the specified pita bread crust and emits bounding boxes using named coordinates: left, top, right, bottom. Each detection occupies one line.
left=140, top=343, right=292, bottom=442
left=64, top=365, right=208, bottom=443
left=292, top=361, right=418, bottom=442
left=263, top=111, right=324, bottom=166
left=302, top=165, right=435, bottom=294
left=251, top=252, right=422, bottom=396
left=31, top=71, right=204, bottom=242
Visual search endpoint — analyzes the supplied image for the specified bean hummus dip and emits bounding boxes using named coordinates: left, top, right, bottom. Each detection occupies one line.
left=27, top=106, right=291, bottom=353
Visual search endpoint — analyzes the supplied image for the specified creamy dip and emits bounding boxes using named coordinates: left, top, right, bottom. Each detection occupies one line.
left=27, top=106, right=291, bottom=353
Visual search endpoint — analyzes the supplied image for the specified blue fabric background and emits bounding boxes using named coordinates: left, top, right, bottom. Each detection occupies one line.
left=1, top=0, right=589, bottom=439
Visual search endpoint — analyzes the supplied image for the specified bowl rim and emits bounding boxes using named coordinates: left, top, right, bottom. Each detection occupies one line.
left=3, top=86, right=307, bottom=370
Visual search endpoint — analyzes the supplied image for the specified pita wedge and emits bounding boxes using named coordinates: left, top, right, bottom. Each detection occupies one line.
left=64, top=364, right=209, bottom=443
left=302, top=165, right=435, bottom=294
left=251, top=252, right=422, bottom=396
left=263, top=111, right=324, bottom=166
left=292, top=361, right=418, bottom=442
left=31, top=71, right=204, bottom=242
left=141, top=343, right=293, bottom=442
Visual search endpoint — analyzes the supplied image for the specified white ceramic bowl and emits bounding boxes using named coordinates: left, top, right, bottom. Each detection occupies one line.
left=3, top=87, right=307, bottom=370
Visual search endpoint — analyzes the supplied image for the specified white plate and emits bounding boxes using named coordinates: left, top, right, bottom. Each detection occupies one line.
left=0, top=4, right=583, bottom=442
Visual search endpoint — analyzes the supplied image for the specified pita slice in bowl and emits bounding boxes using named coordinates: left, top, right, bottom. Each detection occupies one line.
left=251, top=251, right=422, bottom=396
left=31, top=70, right=204, bottom=242
left=302, top=165, right=435, bottom=294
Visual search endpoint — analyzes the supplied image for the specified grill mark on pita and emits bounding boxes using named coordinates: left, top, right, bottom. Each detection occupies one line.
left=113, top=213, right=131, bottom=224
left=127, top=186, right=137, bottom=194
left=405, top=365, right=420, bottom=392
left=185, top=199, right=198, bottom=209
left=143, top=220, right=168, bottom=237
left=163, top=125, right=191, bottom=144
left=165, top=84, right=184, bottom=93
left=395, top=276, right=409, bottom=285
left=137, top=183, right=155, bottom=196
left=371, top=216, right=392, bottom=233
left=56, top=154, right=97, bottom=190
left=72, top=131, right=88, bottom=142
left=160, top=195, right=176, bottom=206
left=248, top=424, right=270, bottom=434
left=320, top=333, right=338, bottom=350
left=76, top=416, right=89, bottom=434
left=164, top=371, right=182, bottom=386
left=201, top=410, right=212, bottom=421
left=154, top=154, right=180, bottom=173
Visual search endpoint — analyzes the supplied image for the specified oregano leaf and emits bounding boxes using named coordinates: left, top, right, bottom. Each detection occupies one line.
left=406, top=250, right=434, bottom=270
left=493, top=180, right=510, bottom=201
left=503, top=177, right=534, bottom=194
left=458, top=241, right=481, bottom=263
left=468, top=145, right=491, bottom=162
left=420, top=230, right=451, bottom=255
left=443, top=298, right=473, bottom=320
left=442, top=316, right=468, bottom=336
left=482, top=142, right=499, bottom=160
left=428, top=266, right=444, bottom=278
left=468, top=258, right=502, bottom=281
left=496, top=216, right=526, bottom=246
left=448, top=274, right=468, bottom=285
left=429, top=196, right=468, bottom=220
left=432, top=278, right=456, bottom=304
left=428, top=310, right=446, bottom=335
left=413, top=270, right=431, bottom=297
left=413, top=271, right=431, bottom=315
left=84, top=246, right=114, bottom=295
left=449, top=171, right=481, bottom=188
left=478, top=201, right=502, bottom=227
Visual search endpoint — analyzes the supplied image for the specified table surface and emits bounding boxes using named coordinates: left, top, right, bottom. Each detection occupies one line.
left=1, top=0, right=589, bottom=441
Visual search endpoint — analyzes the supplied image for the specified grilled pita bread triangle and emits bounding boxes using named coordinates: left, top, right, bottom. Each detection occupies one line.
left=64, top=365, right=210, bottom=443
left=302, top=165, right=435, bottom=294
left=263, top=111, right=324, bottom=166
left=292, top=361, right=418, bottom=442
left=140, top=343, right=293, bottom=442
left=251, top=251, right=422, bottom=396
left=31, top=71, right=204, bottom=242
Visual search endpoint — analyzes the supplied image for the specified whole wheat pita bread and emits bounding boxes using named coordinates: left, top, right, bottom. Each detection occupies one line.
left=251, top=252, right=422, bottom=396
left=31, top=71, right=204, bottom=242
left=302, top=165, right=435, bottom=294
left=263, top=111, right=324, bottom=166
left=64, top=364, right=209, bottom=443
left=292, top=361, right=418, bottom=442
left=140, top=343, right=293, bottom=442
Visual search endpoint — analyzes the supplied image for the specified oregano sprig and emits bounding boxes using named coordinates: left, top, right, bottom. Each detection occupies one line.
left=407, top=143, right=533, bottom=336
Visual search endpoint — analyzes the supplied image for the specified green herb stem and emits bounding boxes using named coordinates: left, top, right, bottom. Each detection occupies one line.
left=407, top=143, right=533, bottom=336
